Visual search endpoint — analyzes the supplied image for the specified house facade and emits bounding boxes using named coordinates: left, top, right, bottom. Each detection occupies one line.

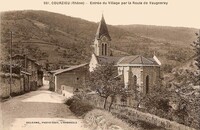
left=49, top=63, right=88, bottom=95
left=12, top=54, right=43, bottom=91
left=89, top=15, right=161, bottom=97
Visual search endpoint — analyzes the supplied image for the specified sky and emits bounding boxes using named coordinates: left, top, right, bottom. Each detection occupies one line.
left=0, top=0, right=200, bottom=28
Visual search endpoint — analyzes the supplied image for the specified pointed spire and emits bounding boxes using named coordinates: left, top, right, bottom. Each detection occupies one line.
left=95, top=14, right=111, bottom=41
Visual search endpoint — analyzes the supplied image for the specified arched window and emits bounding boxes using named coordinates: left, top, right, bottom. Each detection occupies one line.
left=146, top=75, right=149, bottom=94
left=102, top=43, right=104, bottom=55
left=133, top=75, right=137, bottom=86
left=105, top=44, right=107, bottom=55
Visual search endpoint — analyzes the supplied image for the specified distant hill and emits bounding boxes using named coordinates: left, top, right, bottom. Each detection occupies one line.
left=118, top=24, right=198, bottom=46
left=0, top=10, right=197, bottom=72
left=118, top=24, right=197, bottom=72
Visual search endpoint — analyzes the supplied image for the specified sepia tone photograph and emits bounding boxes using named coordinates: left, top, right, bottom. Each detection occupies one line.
left=0, top=0, right=200, bottom=130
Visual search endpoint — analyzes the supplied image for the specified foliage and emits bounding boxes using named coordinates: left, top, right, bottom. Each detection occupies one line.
left=141, top=85, right=200, bottom=129
left=68, top=97, right=94, bottom=116
left=1, top=64, right=21, bottom=74
left=65, top=95, right=80, bottom=106
left=87, top=63, right=124, bottom=110
left=193, top=30, right=200, bottom=85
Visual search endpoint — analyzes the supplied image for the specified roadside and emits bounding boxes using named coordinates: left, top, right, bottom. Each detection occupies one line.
left=1, top=85, right=89, bottom=130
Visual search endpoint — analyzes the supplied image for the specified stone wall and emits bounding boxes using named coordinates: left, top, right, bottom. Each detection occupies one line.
left=0, top=74, right=22, bottom=98
left=87, top=95, right=196, bottom=130
left=143, top=66, right=160, bottom=94
left=111, top=105, right=196, bottom=130
left=55, top=68, right=87, bottom=94
left=118, top=66, right=160, bottom=95
left=49, top=74, right=55, bottom=91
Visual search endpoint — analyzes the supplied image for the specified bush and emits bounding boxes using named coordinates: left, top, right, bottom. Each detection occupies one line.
left=67, top=96, right=94, bottom=116
left=65, top=96, right=80, bottom=106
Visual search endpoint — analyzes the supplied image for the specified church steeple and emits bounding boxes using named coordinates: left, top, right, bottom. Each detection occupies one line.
left=95, top=14, right=111, bottom=41
left=93, top=14, right=112, bottom=56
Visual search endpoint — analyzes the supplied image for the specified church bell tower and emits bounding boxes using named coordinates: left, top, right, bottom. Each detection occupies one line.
left=93, top=14, right=111, bottom=56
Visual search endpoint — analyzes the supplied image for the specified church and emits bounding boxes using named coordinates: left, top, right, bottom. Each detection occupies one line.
left=89, top=15, right=161, bottom=97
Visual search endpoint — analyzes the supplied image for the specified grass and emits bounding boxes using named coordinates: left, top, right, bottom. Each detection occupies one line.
left=65, top=96, right=94, bottom=116
left=84, top=109, right=137, bottom=130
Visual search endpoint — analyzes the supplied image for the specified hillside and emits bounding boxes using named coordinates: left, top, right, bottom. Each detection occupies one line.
left=0, top=10, right=197, bottom=72
left=1, top=10, right=153, bottom=69
left=117, top=24, right=198, bottom=72
left=118, top=24, right=198, bottom=46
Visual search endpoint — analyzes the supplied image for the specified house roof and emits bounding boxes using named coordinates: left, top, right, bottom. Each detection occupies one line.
left=54, top=63, right=88, bottom=75
left=117, top=55, right=159, bottom=66
left=96, top=55, right=122, bottom=65
left=95, top=14, right=111, bottom=41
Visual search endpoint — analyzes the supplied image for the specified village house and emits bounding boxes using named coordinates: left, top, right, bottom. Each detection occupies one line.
left=49, top=63, right=88, bottom=95
left=89, top=15, right=162, bottom=100
left=12, top=54, right=43, bottom=91
left=0, top=54, right=43, bottom=99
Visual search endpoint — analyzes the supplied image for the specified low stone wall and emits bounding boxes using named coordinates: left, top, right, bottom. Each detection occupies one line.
left=84, top=109, right=135, bottom=130
left=0, top=74, right=22, bottom=98
left=111, top=105, right=196, bottom=130
left=88, top=95, right=196, bottom=130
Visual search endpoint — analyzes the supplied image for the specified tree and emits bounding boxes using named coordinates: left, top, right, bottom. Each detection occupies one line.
left=193, top=30, right=200, bottom=85
left=87, top=63, right=124, bottom=111
left=107, top=79, right=124, bottom=111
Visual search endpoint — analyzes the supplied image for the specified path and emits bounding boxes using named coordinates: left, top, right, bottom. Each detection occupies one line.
left=1, top=81, right=89, bottom=130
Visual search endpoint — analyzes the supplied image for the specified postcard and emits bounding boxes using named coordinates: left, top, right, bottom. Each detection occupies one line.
left=0, top=0, right=200, bottom=130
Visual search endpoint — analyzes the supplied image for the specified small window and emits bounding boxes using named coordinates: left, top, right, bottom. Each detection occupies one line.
left=77, top=77, right=79, bottom=80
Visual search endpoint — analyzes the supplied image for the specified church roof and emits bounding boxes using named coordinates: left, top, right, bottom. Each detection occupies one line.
left=95, top=55, right=160, bottom=66
left=95, top=14, right=111, bottom=41
left=117, top=55, right=159, bottom=66
left=96, top=56, right=122, bottom=65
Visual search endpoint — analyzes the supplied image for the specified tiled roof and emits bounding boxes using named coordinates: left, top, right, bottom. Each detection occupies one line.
left=54, top=63, right=88, bottom=75
left=95, top=14, right=111, bottom=40
left=117, top=55, right=159, bottom=66
left=96, top=56, right=122, bottom=65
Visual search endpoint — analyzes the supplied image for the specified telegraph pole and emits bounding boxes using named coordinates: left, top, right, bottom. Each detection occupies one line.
left=9, top=31, right=13, bottom=97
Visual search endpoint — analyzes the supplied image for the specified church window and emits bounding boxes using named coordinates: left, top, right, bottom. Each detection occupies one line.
left=146, top=75, right=149, bottom=94
left=133, top=75, right=137, bottom=86
left=105, top=44, right=107, bottom=55
left=102, top=43, right=104, bottom=55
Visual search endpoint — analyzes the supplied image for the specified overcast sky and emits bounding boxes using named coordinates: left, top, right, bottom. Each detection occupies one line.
left=0, top=0, right=200, bottom=28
